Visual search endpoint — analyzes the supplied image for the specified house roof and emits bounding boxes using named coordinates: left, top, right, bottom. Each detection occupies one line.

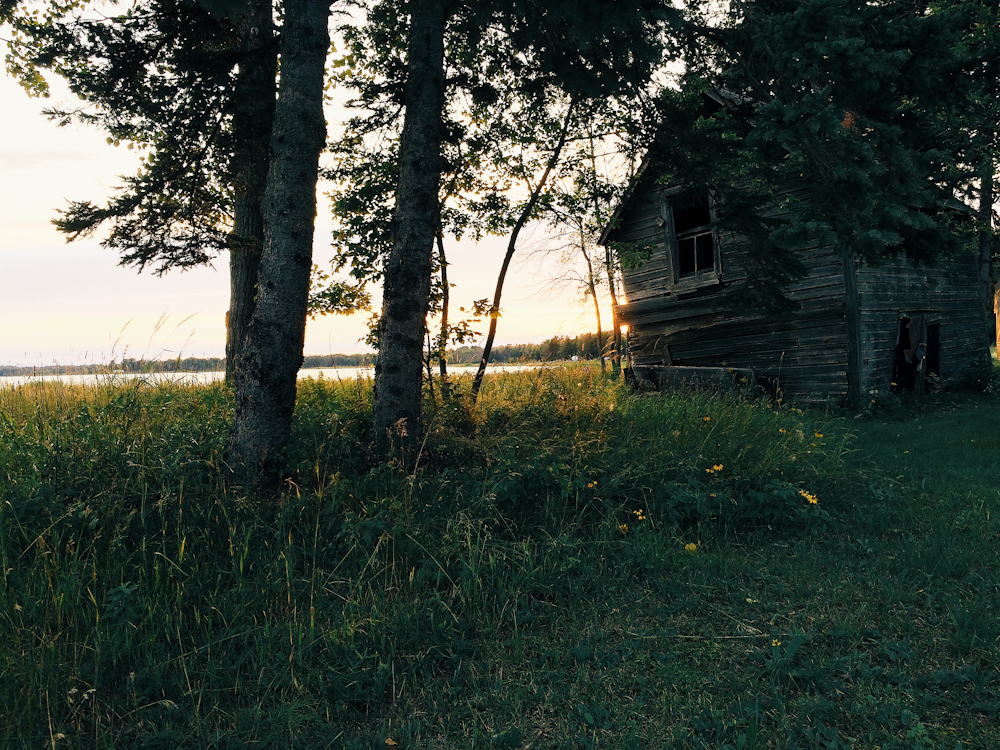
left=597, top=88, right=749, bottom=247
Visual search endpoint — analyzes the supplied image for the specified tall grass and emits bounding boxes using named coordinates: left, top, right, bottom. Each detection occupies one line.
left=1, top=367, right=997, bottom=748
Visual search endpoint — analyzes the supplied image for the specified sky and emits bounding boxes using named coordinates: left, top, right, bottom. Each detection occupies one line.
left=0, top=40, right=614, bottom=368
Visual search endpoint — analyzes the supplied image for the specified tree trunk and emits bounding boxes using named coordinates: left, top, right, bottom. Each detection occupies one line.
left=470, top=100, right=577, bottom=403
left=978, top=159, right=995, bottom=351
left=436, top=233, right=451, bottom=397
left=591, top=288, right=605, bottom=372
left=226, top=246, right=260, bottom=382
left=589, top=129, right=620, bottom=377
left=226, top=0, right=331, bottom=490
left=605, top=242, right=623, bottom=377
left=580, top=234, right=605, bottom=373
left=225, top=0, right=277, bottom=384
left=995, top=288, right=999, bottom=356
left=370, top=0, right=448, bottom=462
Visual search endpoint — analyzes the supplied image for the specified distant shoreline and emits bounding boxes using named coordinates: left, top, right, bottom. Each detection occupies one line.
left=0, top=334, right=611, bottom=376
left=0, top=363, right=556, bottom=388
left=0, top=355, right=372, bottom=377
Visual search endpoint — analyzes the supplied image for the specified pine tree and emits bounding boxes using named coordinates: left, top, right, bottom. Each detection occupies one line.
left=695, top=0, right=974, bottom=266
left=932, top=0, right=1000, bottom=345
left=4, top=0, right=277, bottom=383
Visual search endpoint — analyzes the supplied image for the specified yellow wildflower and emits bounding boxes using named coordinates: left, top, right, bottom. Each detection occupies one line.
left=799, top=489, right=818, bottom=504
left=618, top=524, right=629, bottom=535
left=703, top=415, right=711, bottom=422
left=632, top=509, right=646, bottom=520
left=685, top=543, right=698, bottom=553
left=814, top=432, right=823, bottom=438
left=779, top=428, right=787, bottom=434
left=771, top=639, right=781, bottom=647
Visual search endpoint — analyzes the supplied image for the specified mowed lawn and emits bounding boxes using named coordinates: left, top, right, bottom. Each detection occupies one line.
left=463, top=391, right=1000, bottom=750
left=850, top=395, right=1000, bottom=515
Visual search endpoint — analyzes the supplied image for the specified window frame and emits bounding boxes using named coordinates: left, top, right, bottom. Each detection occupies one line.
left=658, top=186, right=722, bottom=292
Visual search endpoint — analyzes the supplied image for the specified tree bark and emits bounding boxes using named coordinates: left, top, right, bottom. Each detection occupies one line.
left=226, top=0, right=331, bottom=490
left=580, top=235, right=605, bottom=373
left=978, top=158, right=995, bottom=351
left=225, top=0, right=277, bottom=384
left=436, top=233, right=451, bottom=397
left=470, top=100, right=576, bottom=403
left=605, top=241, right=623, bottom=377
left=591, top=288, right=605, bottom=373
left=589, top=129, right=620, bottom=376
left=370, top=0, right=448, bottom=462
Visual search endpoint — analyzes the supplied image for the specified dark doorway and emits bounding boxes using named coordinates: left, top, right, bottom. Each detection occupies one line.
left=891, top=315, right=939, bottom=394
left=925, top=322, right=940, bottom=380
left=892, top=316, right=917, bottom=392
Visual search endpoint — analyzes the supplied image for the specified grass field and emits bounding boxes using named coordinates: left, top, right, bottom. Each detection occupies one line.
left=1, top=365, right=998, bottom=749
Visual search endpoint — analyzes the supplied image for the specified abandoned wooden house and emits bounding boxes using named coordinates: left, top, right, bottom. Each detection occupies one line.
left=600, top=128, right=989, bottom=407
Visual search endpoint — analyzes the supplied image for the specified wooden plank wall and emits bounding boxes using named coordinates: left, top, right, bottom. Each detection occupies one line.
left=856, top=253, right=988, bottom=394
left=610, top=175, right=988, bottom=405
left=613, top=183, right=851, bottom=404
left=612, top=189, right=670, bottom=302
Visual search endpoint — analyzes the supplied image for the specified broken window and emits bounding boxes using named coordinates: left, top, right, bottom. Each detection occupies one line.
left=925, top=323, right=940, bottom=381
left=673, top=197, right=715, bottom=277
left=660, top=189, right=720, bottom=285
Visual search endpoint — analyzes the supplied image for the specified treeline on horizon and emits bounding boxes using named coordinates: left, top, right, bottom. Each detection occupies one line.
left=0, top=333, right=608, bottom=376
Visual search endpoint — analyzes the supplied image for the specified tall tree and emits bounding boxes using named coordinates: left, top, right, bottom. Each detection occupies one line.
left=697, top=0, right=974, bottom=266
left=225, top=0, right=278, bottom=383
left=534, top=151, right=632, bottom=376
left=469, top=97, right=578, bottom=401
left=226, top=0, right=332, bottom=488
left=940, top=0, right=1000, bottom=347
left=368, top=0, right=449, bottom=461
left=5, top=0, right=277, bottom=382
left=324, top=0, right=678, bottom=459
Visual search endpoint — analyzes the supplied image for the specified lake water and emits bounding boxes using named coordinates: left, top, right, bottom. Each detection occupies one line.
left=0, top=363, right=545, bottom=389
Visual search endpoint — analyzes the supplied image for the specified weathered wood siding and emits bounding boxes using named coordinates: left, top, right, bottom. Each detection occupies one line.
left=612, top=188, right=670, bottom=302
left=856, top=252, right=988, bottom=394
left=611, top=182, right=851, bottom=404
left=606, top=160, right=990, bottom=407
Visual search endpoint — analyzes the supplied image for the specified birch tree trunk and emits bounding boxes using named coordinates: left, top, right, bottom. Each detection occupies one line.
left=370, top=0, right=448, bottom=462
left=227, top=0, right=331, bottom=490
left=436, top=234, right=451, bottom=398
left=225, top=0, right=277, bottom=384
left=978, top=159, right=995, bottom=351
left=606, top=242, right=623, bottom=377
left=580, top=235, right=605, bottom=373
